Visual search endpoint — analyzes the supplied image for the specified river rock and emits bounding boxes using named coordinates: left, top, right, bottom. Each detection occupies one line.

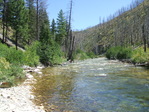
left=0, top=75, right=45, bottom=112
left=34, top=69, right=40, bottom=72
left=95, top=73, right=107, bottom=77
left=26, top=73, right=34, bottom=79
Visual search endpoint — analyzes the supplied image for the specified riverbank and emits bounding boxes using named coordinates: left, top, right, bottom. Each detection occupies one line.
left=106, top=46, right=149, bottom=67
left=0, top=66, right=45, bottom=112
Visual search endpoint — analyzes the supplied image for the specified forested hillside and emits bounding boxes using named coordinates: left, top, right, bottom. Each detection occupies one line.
left=0, top=0, right=77, bottom=85
left=74, top=0, right=149, bottom=54
left=0, top=0, right=76, bottom=64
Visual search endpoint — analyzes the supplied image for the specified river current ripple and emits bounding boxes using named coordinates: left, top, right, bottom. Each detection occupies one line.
left=33, top=57, right=149, bottom=112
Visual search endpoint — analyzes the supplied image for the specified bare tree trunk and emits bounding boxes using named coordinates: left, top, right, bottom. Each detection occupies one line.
left=66, top=0, right=74, bottom=60
left=70, top=36, right=75, bottom=60
left=5, top=21, right=7, bottom=42
left=66, top=0, right=73, bottom=54
left=15, top=30, right=18, bottom=50
left=67, top=30, right=72, bottom=60
left=68, top=35, right=75, bottom=61
left=2, top=20, right=5, bottom=43
left=142, top=24, right=147, bottom=52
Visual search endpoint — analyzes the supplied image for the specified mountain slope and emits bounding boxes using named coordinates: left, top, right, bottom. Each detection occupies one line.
left=74, top=0, right=149, bottom=54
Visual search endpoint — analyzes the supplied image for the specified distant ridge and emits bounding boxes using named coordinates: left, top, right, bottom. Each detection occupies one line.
left=74, top=0, right=149, bottom=54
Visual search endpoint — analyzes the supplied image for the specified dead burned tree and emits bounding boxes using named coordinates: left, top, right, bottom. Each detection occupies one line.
left=67, top=30, right=75, bottom=61
left=142, top=0, right=147, bottom=52
left=66, top=0, right=75, bottom=61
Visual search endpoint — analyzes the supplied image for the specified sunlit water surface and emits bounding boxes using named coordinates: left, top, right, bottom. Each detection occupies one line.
left=32, top=58, right=149, bottom=112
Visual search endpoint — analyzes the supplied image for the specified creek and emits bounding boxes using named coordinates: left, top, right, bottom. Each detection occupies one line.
left=32, top=57, right=149, bottom=112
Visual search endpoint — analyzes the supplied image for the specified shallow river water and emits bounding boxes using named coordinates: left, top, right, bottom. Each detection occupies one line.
left=32, top=58, right=149, bottom=112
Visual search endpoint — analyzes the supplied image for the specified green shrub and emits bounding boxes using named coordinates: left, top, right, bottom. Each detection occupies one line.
left=106, top=46, right=132, bottom=60
left=0, top=57, right=24, bottom=86
left=0, top=43, right=25, bottom=65
left=0, top=57, right=10, bottom=70
left=86, top=51, right=96, bottom=58
left=74, top=49, right=89, bottom=60
left=0, top=42, right=40, bottom=67
left=106, top=46, right=121, bottom=59
left=6, top=47, right=25, bottom=65
left=37, top=40, right=63, bottom=66
left=117, top=47, right=132, bottom=59
left=131, top=47, right=149, bottom=63
left=24, top=41, right=40, bottom=66
left=0, top=43, right=11, bottom=58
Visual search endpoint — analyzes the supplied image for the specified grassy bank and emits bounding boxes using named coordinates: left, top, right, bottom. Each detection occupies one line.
left=0, top=42, right=40, bottom=86
left=74, top=49, right=97, bottom=60
left=106, top=46, right=149, bottom=66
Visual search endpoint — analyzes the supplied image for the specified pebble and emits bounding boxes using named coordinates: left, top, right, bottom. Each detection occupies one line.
left=0, top=66, right=45, bottom=112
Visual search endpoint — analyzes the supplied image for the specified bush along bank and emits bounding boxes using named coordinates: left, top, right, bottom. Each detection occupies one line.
left=73, top=49, right=97, bottom=60
left=0, top=42, right=40, bottom=87
left=106, top=46, right=149, bottom=66
left=0, top=40, right=66, bottom=87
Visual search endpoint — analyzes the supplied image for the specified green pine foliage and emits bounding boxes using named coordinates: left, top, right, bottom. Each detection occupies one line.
left=51, top=19, right=56, bottom=40
left=7, top=0, right=29, bottom=47
left=0, top=1, right=70, bottom=86
left=51, top=19, right=56, bottom=34
left=26, top=0, right=37, bottom=44
left=37, top=12, right=63, bottom=66
left=38, top=40, right=63, bottom=66
left=56, top=9, right=67, bottom=45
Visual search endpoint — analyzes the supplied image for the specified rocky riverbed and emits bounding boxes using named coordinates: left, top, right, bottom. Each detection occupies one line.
left=0, top=66, right=45, bottom=112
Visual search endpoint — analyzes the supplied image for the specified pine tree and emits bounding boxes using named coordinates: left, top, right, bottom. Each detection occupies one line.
left=56, top=9, right=67, bottom=45
left=0, top=0, right=9, bottom=43
left=51, top=19, right=56, bottom=39
left=38, top=9, right=52, bottom=65
left=37, top=10, right=62, bottom=66
left=26, top=0, right=36, bottom=44
left=38, top=5, right=49, bottom=30
left=7, top=0, right=28, bottom=49
left=39, top=10, right=50, bottom=43
left=36, top=0, right=49, bottom=41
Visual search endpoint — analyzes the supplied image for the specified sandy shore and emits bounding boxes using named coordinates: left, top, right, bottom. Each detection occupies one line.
left=0, top=66, right=45, bottom=112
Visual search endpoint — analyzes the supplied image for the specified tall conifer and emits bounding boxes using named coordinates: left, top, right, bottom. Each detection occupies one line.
left=7, top=0, right=28, bottom=49
left=56, top=9, right=67, bottom=45
left=26, top=0, right=36, bottom=44
left=51, top=19, right=56, bottom=39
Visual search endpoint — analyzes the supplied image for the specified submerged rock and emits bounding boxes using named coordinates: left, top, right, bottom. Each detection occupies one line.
left=94, top=73, right=107, bottom=77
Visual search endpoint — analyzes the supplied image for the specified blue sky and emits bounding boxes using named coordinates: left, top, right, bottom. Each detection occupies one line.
left=47, top=0, right=134, bottom=30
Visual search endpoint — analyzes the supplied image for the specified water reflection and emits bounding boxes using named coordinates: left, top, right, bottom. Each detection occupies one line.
left=32, top=58, right=149, bottom=112
left=32, top=67, right=77, bottom=111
